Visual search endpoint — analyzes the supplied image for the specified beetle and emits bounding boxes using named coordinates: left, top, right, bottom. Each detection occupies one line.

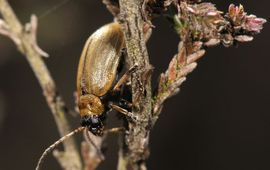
left=35, top=22, right=136, bottom=170
left=77, top=22, right=138, bottom=136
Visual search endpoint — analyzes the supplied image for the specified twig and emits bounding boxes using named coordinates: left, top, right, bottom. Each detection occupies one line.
left=152, top=2, right=266, bottom=120
left=81, top=130, right=105, bottom=170
left=0, top=0, right=82, bottom=169
left=118, top=0, right=153, bottom=170
left=153, top=41, right=205, bottom=121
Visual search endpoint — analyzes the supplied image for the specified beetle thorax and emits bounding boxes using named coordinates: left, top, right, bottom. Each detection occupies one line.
left=78, top=94, right=104, bottom=117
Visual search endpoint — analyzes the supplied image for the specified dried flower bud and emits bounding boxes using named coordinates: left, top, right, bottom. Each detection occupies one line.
left=175, top=2, right=224, bottom=41
left=221, top=34, right=234, bottom=47
left=244, top=15, right=267, bottom=33
left=204, top=38, right=220, bottom=47
left=227, top=4, right=267, bottom=34
left=234, top=35, right=253, bottom=42
left=228, top=4, right=246, bottom=25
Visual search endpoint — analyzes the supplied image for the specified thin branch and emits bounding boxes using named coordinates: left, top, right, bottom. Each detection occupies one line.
left=152, top=2, right=266, bottom=120
left=153, top=41, right=205, bottom=121
left=0, top=0, right=82, bottom=169
left=118, top=0, right=153, bottom=170
left=81, top=130, right=105, bottom=170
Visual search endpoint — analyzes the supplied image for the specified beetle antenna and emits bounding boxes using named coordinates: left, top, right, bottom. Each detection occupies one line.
left=35, top=126, right=85, bottom=170
left=37, top=0, right=73, bottom=20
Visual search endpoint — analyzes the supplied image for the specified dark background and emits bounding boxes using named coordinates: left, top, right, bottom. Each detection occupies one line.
left=0, top=0, right=269, bottom=170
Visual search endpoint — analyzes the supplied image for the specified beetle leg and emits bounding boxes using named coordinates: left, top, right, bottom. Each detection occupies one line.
left=112, top=64, right=139, bottom=92
left=118, top=98, right=133, bottom=110
left=110, top=103, right=142, bottom=122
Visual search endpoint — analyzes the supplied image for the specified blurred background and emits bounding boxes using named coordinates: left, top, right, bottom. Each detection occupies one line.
left=0, top=0, right=269, bottom=169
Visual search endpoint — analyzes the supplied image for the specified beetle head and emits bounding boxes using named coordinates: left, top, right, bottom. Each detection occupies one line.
left=78, top=94, right=106, bottom=135
left=80, top=115, right=105, bottom=136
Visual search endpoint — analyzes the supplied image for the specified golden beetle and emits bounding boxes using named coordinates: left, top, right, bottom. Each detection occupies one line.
left=77, top=22, right=126, bottom=136
left=35, top=22, right=136, bottom=170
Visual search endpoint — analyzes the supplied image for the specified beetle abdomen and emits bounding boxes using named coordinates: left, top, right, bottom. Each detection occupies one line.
left=77, top=23, right=124, bottom=97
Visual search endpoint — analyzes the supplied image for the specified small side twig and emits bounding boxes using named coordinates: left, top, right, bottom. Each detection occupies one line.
left=81, top=130, right=105, bottom=170
left=153, top=2, right=266, bottom=121
left=0, top=0, right=82, bottom=169
left=153, top=41, right=205, bottom=121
